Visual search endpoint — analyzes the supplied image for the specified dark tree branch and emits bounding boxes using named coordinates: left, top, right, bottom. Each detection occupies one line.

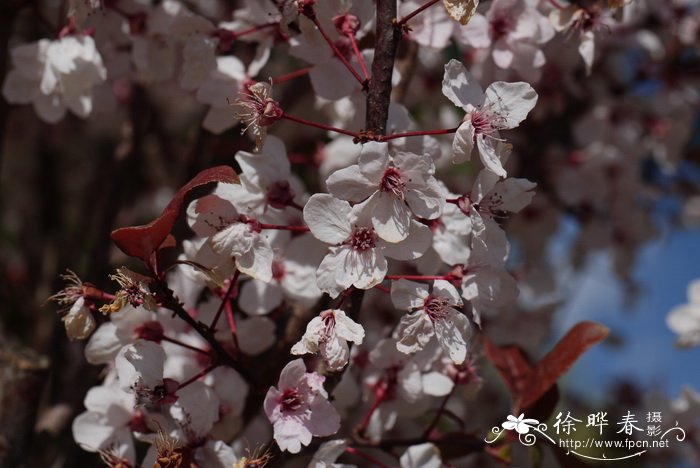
left=365, top=0, right=401, bottom=135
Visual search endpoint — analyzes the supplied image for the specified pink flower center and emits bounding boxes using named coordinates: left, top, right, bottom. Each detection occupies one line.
left=423, top=295, right=451, bottom=322
left=350, top=227, right=377, bottom=251
left=380, top=167, right=406, bottom=197
left=490, top=14, right=514, bottom=41
left=272, top=260, right=286, bottom=281
left=266, top=180, right=295, bottom=209
left=321, top=310, right=336, bottom=337
left=471, top=110, right=495, bottom=138
left=133, top=321, right=164, bottom=342
left=279, top=388, right=304, bottom=412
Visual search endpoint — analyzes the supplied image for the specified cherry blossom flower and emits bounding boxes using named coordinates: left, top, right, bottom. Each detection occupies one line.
left=442, top=59, right=537, bottom=176
left=238, top=234, right=324, bottom=315
left=233, top=136, right=306, bottom=215
left=304, top=194, right=431, bottom=297
left=234, top=81, right=283, bottom=150
left=264, top=359, right=340, bottom=453
left=291, top=309, right=365, bottom=371
left=115, top=340, right=177, bottom=403
left=391, top=279, right=471, bottom=364
left=187, top=189, right=279, bottom=282
left=459, top=0, right=554, bottom=81
left=196, top=56, right=247, bottom=134
left=3, top=35, right=107, bottom=123
left=667, top=278, right=700, bottom=347
left=326, top=142, right=444, bottom=242
left=72, top=382, right=140, bottom=461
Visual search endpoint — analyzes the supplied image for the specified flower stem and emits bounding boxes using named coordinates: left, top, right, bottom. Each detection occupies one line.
left=281, top=112, right=359, bottom=138
left=348, top=33, right=370, bottom=81
left=225, top=300, right=241, bottom=355
left=379, top=126, right=459, bottom=142
left=385, top=274, right=453, bottom=281
left=161, top=335, right=211, bottom=356
left=306, top=10, right=368, bottom=87
left=547, top=0, right=566, bottom=10
left=271, top=67, right=311, bottom=85
left=395, top=0, right=441, bottom=28
left=258, top=223, right=310, bottom=233
left=177, top=364, right=217, bottom=390
left=345, top=447, right=390, bottom=468
left=232, top=21, right=279, bottom=39
left=422, top=384, right=456, bottom=437
left=357, top=382, right=388, bottom=435
left=210, top=271, right=240, bottom=331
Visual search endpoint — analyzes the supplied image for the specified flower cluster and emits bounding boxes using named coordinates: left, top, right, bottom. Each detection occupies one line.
left=20, top=0, right=700, bottom=465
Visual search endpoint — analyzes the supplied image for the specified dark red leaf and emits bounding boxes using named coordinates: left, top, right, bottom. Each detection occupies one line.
left=111, top=166, right=239, bottom=264
left=516, top=321, right=609, bottom=411
left=482, top=336, right=533, bottom=396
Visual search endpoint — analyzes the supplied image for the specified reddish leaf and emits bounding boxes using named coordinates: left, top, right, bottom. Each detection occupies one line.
left=482, top=336, right=532, bottom=396
left=111, top=166, right=239, bottom=264
left=516, top=321, right=609, bottom=411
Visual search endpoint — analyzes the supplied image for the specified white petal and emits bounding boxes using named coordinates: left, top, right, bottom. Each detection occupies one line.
left=400, top=443, right=442, bottom=468
left=452, top=120, right=475, bottom=163
left=170, top=381, right=220, bottom=437
left=476, top=135, right=507, bottom=178
left=332, top=310, right=364, bottom=344
left=326, top=165, right=377, bottom=202
left=434, top=309, right=471, bottom=364
left=358, top=141, right=390, bottom=181
left=115, top=340, right=165, bottom=392
left=237, top=316, right=276, bottom=355
left=316, top=248, right=354, bottom=298
left=372, top=194, right=412, bottom=243
left=381, top=221, right=432, bottom=260
left=442, top=59, right=485, bottom=110
left=304, top=194, right=352, bottom=244
left=239, top=280, right=283, bottom=315
left=395, top=312, right=433, bottom=354
left=484, top=81, right=538, bottom=129
left=391, top=279, right=430, bottom=310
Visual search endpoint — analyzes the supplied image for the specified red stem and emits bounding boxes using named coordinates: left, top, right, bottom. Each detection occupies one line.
left=422, top=383, right=456, bottom=437
left=210, top=271, right=240, bottom=330
left=358, top=383, right=388, bottom=435
left=385, top=274, right=452, bottom=281
left=271, top=67, right=311, bottom=85
left=396, top=0, right=441, bottom=27
left=161, top=335, right=211, bottom=356
left=307, top=11, right=367, bottom=87
left=178, top=364, right=217, bottom=390
left=547, top=0, right=567, bottom=10
left=345, top=447, right=390, bottom=468
left=379, top=126, right=459, bottom=142
left=373, top=284, right=391, bottom=294
left=232, top=21, right=279, bottom=39
left=225, top=300, right=241, bottom=354
left=258, top=223, right=310, bottom=233
left=282, top=112, right=359, bottom=138
left=348, top=33, right=370, bottom=81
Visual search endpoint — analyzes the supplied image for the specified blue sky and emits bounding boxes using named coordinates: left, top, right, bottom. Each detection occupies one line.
left=552, top=225, right=700, bottom=403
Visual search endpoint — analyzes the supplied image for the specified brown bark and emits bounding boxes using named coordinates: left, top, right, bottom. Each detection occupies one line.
left=364, top=0, right=401, bottom=136
left=0, top=343, right=49, bottom=468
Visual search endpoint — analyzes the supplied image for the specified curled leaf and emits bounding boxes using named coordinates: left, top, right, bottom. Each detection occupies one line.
left=111, top=166, right=239, bottom=264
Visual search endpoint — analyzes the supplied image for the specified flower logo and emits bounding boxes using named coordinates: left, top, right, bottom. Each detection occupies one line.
left=502, top=414, right=540, bottom=434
